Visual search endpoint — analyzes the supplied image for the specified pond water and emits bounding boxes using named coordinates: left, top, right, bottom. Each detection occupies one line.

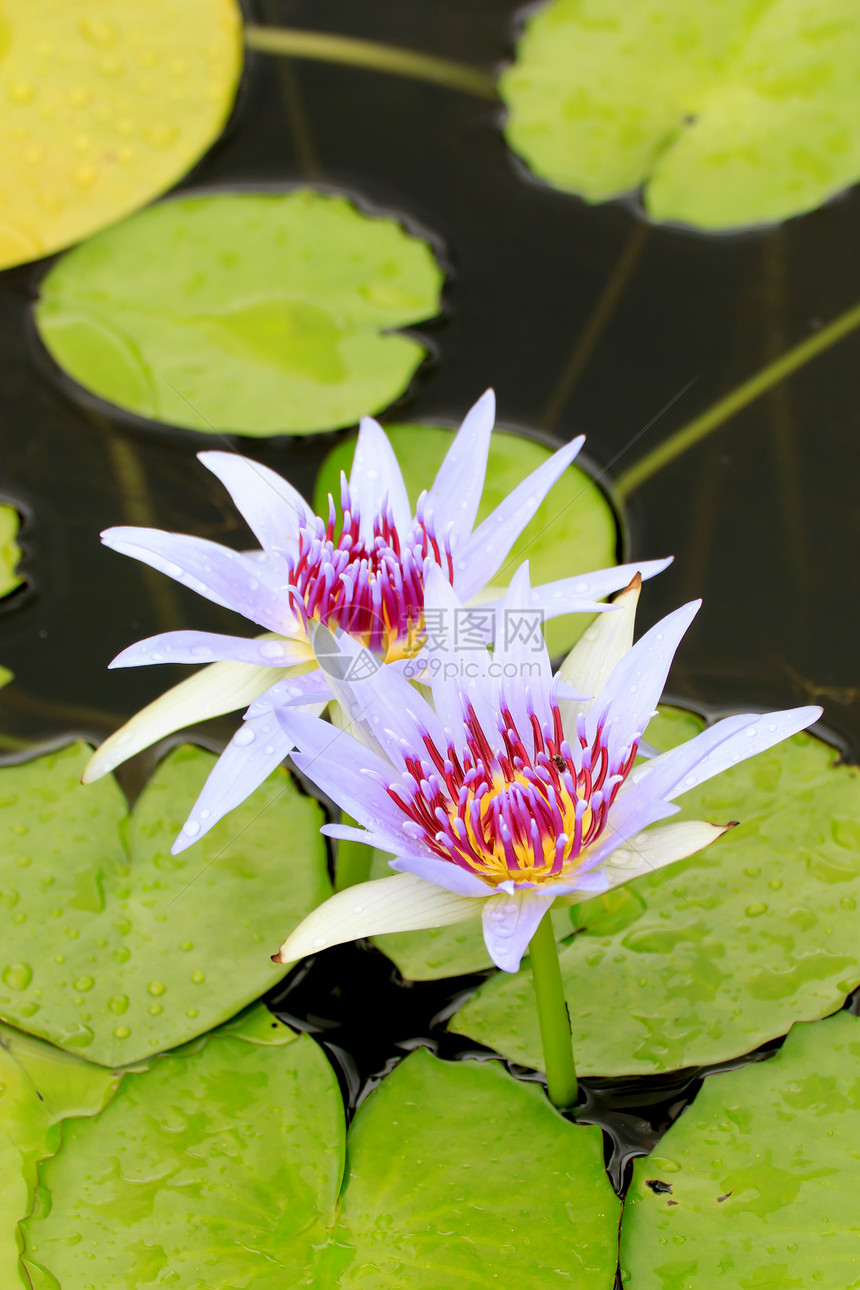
left=1, top=0, right=859, bottom=1278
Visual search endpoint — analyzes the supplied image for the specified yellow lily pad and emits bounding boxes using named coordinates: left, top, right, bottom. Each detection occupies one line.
left=0, top=0, right=242, bottom=270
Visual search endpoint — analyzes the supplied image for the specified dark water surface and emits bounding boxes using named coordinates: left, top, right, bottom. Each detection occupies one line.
left=1, top=0, right=859, bottom=1270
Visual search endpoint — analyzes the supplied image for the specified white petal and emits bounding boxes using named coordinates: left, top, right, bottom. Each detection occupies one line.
left=587, top=600, right=700, bottom=765
left=197, top=451, right=311, bottom=560
left=82, top=660, right=291, bottom=783
left=575, top=820, right=732, bottom=899
left=494, top=562, right=553, bottom=741
left=426, top=388, right=495, bottom=536
left=273, top=872, right=482, bottom=963
left=481, top=888, right=556, bottom=973
left=557, top=574, right=641, bottom=732
left=350, top=417, right=413, bottom=537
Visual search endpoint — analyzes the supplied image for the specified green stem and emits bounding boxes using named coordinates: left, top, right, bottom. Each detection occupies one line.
left=615, top=295, right=860, bottom=501
left=528, top=912, right=578, bottom=1110
left=333, top=814, right=373, bottom=892
left=245, top=26, right=497, bottom=100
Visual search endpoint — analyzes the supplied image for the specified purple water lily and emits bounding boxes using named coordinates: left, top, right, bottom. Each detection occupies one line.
left=273, top=565, right=821, bottom=973
left=84, top=392, right=670, bottom=852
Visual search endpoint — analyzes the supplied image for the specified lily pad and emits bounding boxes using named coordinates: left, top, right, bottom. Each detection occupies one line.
left=314, top=423, right=618, bottom=658
left=502, top=0, right=860, bottom=231
left=0, top=742, right=329, bottom=1066
left=22, top=1023, right=620, bottom=1288
left=325, top=1049, right=619, bottom=1287
left=0, top=0, right=242, bottom=270
left=21, top=1005, right=345, bottom=1290
left=35, top=191, right=444, bottom=435
left=0, top=506, right=23, bottom=599
left=369, top=844, right=575, bottom=979
left=621, top=1009, right=860, bottom=1288
left=452, top=707, right=860, bottom=1076
left=0, top=1021, right=120, bottom=1289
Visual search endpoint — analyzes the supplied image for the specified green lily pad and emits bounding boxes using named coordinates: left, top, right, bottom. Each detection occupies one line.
left=314, top=424, right=618, bottom=659
left=23, top=1023, right=619, bottom=1289
left=369, top=845, right=575, bottom=979
left=21, top=1005, right=345, bottom=1290
left=0, top=506, right=23, bottom=599
left=0, top=742, right=329, bottom=1066
left=325, top=1049, right=619, bottom=1287
left=0, top=1021, right=120, bottom=1288
left=0, top=0, right=242, bottom=270
left=502, top=0, right=860, bottom=231
left=451, top=707, right=860, bottom=1076
left=35, top=191, right=444, bottom=436
left=620, top=1009, right=860, bottom=1288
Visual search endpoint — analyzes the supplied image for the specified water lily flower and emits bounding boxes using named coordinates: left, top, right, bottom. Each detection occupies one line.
left=272, top=564, right=821, bottom=974
left=83, top=391, right=670, bottom=852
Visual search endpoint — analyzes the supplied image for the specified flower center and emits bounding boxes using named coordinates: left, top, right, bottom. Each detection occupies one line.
left=387, top=698, right=640, bottom=889
left=288, top=480, right=454, bottom=662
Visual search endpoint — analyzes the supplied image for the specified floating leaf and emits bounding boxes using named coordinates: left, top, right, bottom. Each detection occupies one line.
left=0, top=507, right=23, bottom=599
left=621, top=1009, right=860, bottom=1287
left=452, top=707, right=860, bottom=1076
left=0, top=1021, right=120, bottom=1289
left=502, top=0, right=860, bottom=231
left=21, top=1006, right=345, bottom=1289
left=35, top=191, right=444, bottom=435
left=23, top=1022, right=619, bottom=1288
left=315, top=423, right=618, bottom=658
left=0, top=0, right=242, bottom=270
left=0, top=742, right=329, bottom=1065
left=324, top=1049, right=619, bottom=1287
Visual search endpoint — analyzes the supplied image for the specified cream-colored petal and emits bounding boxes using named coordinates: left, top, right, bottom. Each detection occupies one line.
left=273, top=872, right=482, bottom=964
left=82, top=660, right=298, bottom=783
left=557, top=574, right=641, bottom=730
left=557, top=820, right=732, bottom=906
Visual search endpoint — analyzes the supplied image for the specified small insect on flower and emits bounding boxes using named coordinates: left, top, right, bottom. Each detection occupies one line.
left=83, top=391, right=671, bottom=854
left=272, top=563, right=820, bottom=974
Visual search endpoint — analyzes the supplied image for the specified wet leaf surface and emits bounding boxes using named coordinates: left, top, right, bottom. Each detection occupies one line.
left=0, top=743, right=329, bottom=1065
left=21, top=1006, right=345, bottom=1289
left=620, top=1009, right=860, bottom=1288
left=35, top=192, right=444, bottom=435
left=0, top=1021, right=120, bottom=1288
left=0, top=506, right=22, bottom=599
left=323, top=1049, right=619, bottom=1288
left=502, top=0, right=860, bottom=230
left=0, top=0, right=242, bottom=269
left=452, top=707, right=860, bottom=1075
left=22, top=1023, right=619, bottom=1289
left=315, top=423, right=618, bottom=659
